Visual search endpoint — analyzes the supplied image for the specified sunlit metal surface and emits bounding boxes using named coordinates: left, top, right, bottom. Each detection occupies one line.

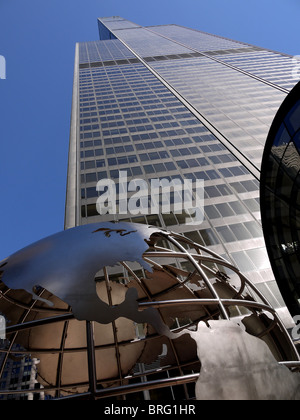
left=191, top=320, right=300, bottom=400
left=0, top=222, right=173, bottom=336
left=0, top=224, right=299, bottom=400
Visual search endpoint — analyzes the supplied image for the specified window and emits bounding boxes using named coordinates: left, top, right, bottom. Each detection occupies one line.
left=206, top=170, right=220, bottom=180
left=146, top=215, right=161, bottom=227
left=230, top=182, right=247, bottom=194
left=85, top=160, right=95, bottom=170
left=144, top=164, right=155, bottom=174
left=244, top=198, right=260, bottom=212
left=205, top=205, right=221, bottom=219
left=229, top=201, right=246, bottom=215
left=106, top=147, right=114, bottom=155
left=164, top=162, right=176, bottom=171
left=96, top=159, right=106, bottom=168
left=86, top=173, right=97, bottom=183
left=246, top=248, right=270, bottom=270
left=242, top=180, right=259, bottom=192
left=230, top=223, right=252, bottom=241
left=219, top=168, right=233, bottom=178
left=244, top=221, right=262, bottom=238
left=97, top=170, right=107, bottom=180
left=154, top=163, right=166, bottom=172
left=95, top=149, right=104, bottom=156
left=162, top=212, right=178, bottom=226
left=131, top=166, right=143, bottom=176
left=205, top=186, right=220, bottom=198
left=216, top=203, right=235, bottom=217
left=128, top=155, right=139, bottom=163
left=184, top=230, right=202, bottom=244
left=86, top=187, right=98, bottom=199
left=217, top=184, right=232, bottom=196
left=231, top=251, right=256, bottom=272
left=199, top=229, right=219, bottom=246
left=108, top=157, right=117, bottom=166
left=216, top=226, right=236, bottom=243
left=110, top=169, right=119, bottom=179
left=230, top=166, right=246, bottom=176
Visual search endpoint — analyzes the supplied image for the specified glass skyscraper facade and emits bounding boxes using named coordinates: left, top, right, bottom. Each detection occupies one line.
left=66, top=16, right=298, bottom=329
left=1, top=16, right=300, bottom=402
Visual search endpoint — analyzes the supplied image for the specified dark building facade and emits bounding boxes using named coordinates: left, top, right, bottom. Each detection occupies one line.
left=261, top=81, right=300, bottom=318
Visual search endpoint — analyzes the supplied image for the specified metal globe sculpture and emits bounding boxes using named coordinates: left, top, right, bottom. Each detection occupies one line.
left=0, top=222, right=299, bottom=400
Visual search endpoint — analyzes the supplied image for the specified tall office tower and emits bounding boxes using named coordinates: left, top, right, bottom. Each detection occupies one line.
left=66, top=16, right=298, bottom=325
left=2, top=17, right=300, bottom=402
left=61, top=17, right=300, bottom=399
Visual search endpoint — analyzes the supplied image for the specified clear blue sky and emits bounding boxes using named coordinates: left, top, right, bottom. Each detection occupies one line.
left=0, top=0, right=299, bottom=259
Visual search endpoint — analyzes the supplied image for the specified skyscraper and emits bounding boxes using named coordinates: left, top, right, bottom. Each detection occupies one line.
left=66, top=16, right=298, bottom=330
left=2, top=16, right=300, bottom=401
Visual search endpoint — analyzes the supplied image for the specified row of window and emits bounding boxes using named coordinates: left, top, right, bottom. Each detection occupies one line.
left=139, top=150, right=170, bottom=161
left=80, top=149, right=186, bottom=162
left=81, top=168, right=257, bottom=209
left=103, top=135, right=131, bottom=145
left=80, top=99, right=184, bottom=115
left=219, top=165, right=249, bottom=178
left=216, top=221, right=262, bottom=243
left=170, top=146, right=203, bottom=157
left=135, top=140, right=162, bottom=150
left=106, top=145, right=134, bottom=155
left=81, top=149, right=104, bottom=158
left=143, top=162, right=177, bottom=175
left=176, top=157, right=209, bottom=169
left=81, top=178, right=259, bottom=222
left=80, top=138, right=102, bottom=148
left=108, top=155, right=138, bottom=165
left=81, top=143, right=236, bottom=165
left=80, top=103, right=190, bottom=120
left=204, top=179, right=258, bottom=199
left=81, top=168, right=150, bottom=184
left=131, top=133, right=160, bottom=142
left=205, top=198, right=260, bottom=219
left=80, top=157, right=177, bottom=172
left=79, top=131, right=223, bottom=154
